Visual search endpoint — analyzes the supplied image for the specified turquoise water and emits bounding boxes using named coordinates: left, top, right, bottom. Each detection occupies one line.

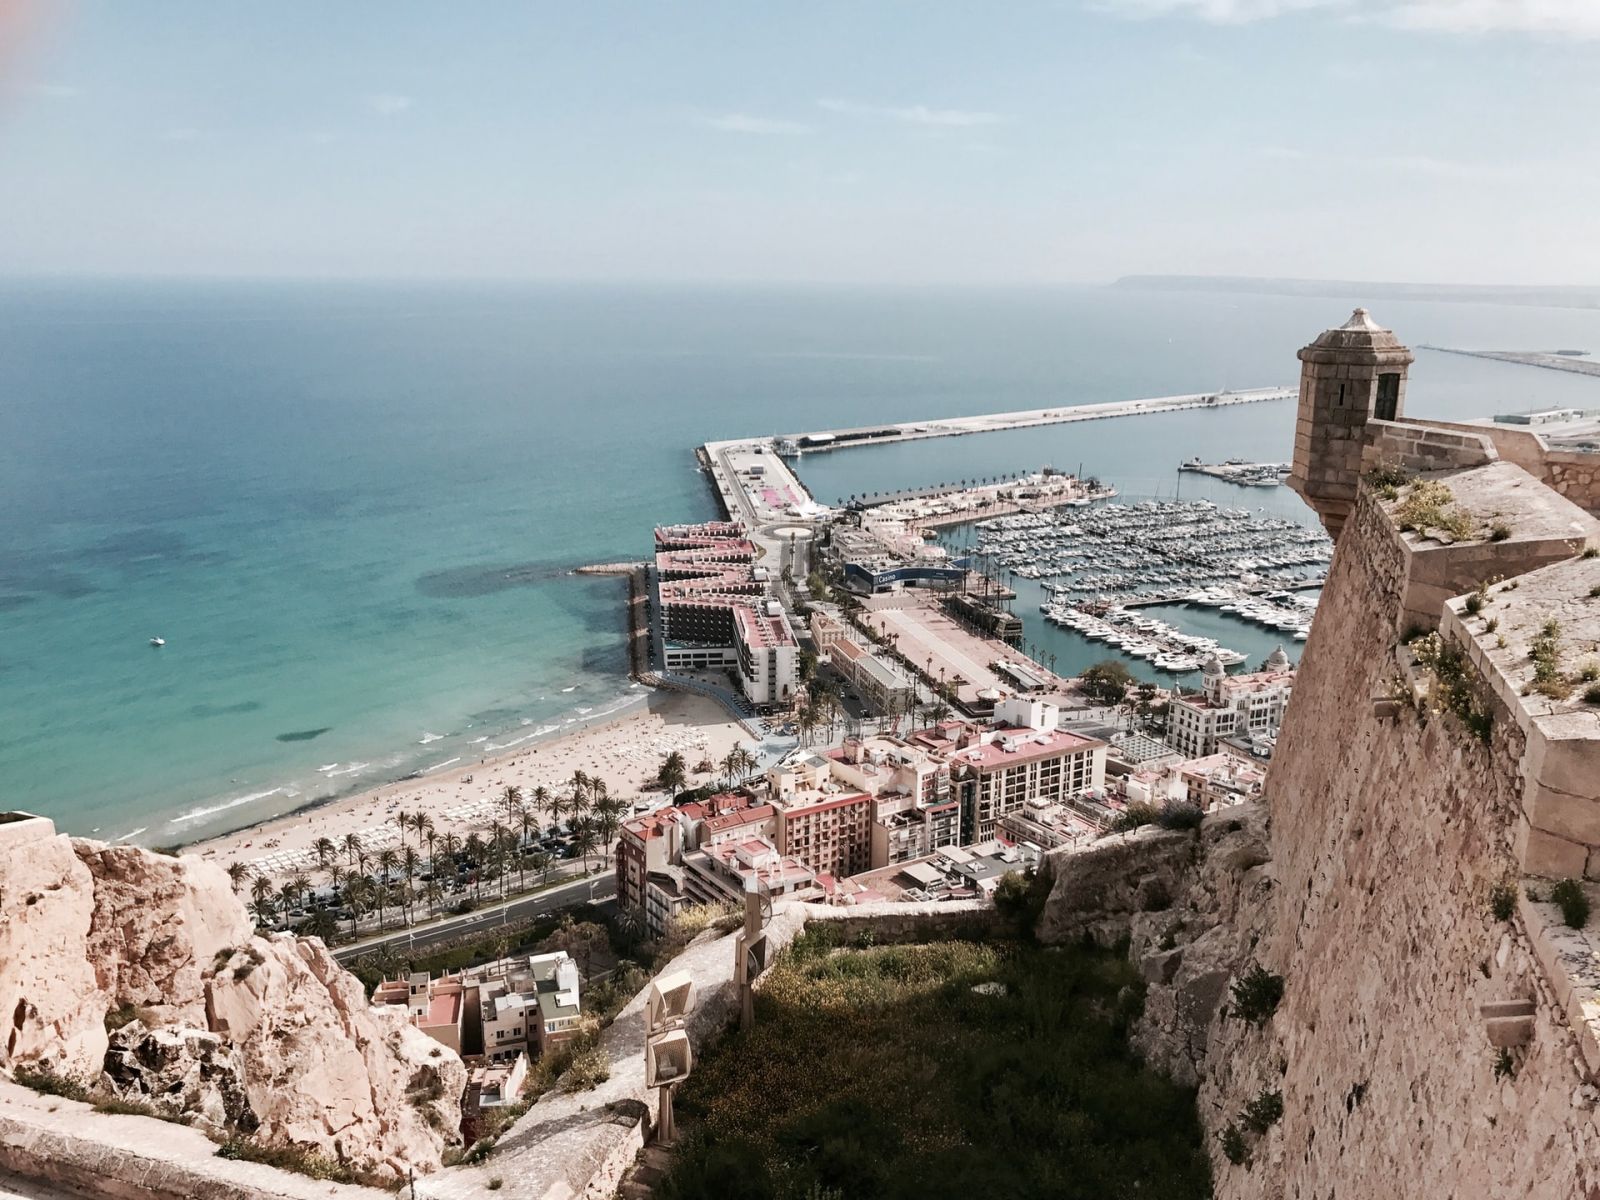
left=4, top=280, right=1599, bottom=841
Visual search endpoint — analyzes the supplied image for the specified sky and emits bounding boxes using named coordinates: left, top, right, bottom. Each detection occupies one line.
left=0, top=0, right=1597, bottom=285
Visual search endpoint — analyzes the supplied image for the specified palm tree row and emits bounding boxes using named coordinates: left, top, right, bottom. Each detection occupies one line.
left=227, top=773, right=629, bottom=939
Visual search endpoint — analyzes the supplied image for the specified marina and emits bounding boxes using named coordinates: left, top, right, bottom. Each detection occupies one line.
left=938, top=500, right=1331, bottom=674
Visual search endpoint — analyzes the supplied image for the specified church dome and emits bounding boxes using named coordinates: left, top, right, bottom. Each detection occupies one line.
left=1263, top=645, right=1291, bottom=672
left=1201, top=654, right=1225, bottom=678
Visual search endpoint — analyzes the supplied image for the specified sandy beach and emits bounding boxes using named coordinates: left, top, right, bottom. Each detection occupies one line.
left=186, top=690, right=752, bottom=883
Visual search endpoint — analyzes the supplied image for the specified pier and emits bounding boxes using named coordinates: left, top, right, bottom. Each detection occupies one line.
left=775, top=386, right=1293, bottom=454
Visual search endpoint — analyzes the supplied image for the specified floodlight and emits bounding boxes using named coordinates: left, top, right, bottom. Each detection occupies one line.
left=735, top=930, right=769, bottom=985
left=645, top=1029, right=693, bottom=1088
left=647, top=971, right=696, bottom=1033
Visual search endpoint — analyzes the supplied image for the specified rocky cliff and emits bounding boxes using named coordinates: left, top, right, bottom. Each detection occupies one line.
left=0, top=815, right=463, bottom=1182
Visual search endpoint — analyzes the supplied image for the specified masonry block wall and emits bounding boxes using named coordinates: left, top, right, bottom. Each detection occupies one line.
left=1215, top=479, right=1600, bottom=1199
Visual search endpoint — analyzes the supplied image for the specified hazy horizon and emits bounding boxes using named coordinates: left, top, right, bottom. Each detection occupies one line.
left=2, top=2, right=1597, bottom=285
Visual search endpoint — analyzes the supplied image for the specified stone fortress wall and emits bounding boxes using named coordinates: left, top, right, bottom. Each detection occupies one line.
left=1031, top=310, right=1600, bottom=1198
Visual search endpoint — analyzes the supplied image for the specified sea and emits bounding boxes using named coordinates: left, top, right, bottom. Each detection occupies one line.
left=4, top=279, right=1600, bottom=844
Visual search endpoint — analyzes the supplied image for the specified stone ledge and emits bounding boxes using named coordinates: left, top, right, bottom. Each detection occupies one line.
left=0, top=1083, right=386, bottom=1200
left=1518, top=885, right=1600, bottom=1080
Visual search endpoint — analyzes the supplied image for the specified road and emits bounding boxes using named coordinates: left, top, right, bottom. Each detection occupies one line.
left=332, top=871, right=617, bottom=964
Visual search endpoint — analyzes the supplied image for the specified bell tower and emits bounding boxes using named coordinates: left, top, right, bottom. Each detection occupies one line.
left=1287, top=308, right=1414, bottom=538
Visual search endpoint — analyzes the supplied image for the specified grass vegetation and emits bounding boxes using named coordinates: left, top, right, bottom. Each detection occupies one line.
left=11, top=1064, right=90, bottom=1102
left=1390, top=479, right=1479, bottom=542
left=214, top=1136, right=393, bottom=1188
left=1529, top=620, right=1574, bottom=701
left=1111, top=801, right=1205, bottom=834
left=1229, top=966, right=1284, bottom=1028
left=1409, top=631, right=1495, bottom=743
left=1363, top=462, right=1412, bottom=499
left=659, top=935, right=1210, bottom=1200
left=1551, top=878, right=1590, bottom=930
left=1489, top=882, right=1517, bottom=922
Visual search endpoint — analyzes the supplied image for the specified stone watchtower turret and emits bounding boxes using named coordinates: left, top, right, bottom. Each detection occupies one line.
left=1287, top=309, right=1414, bottom=537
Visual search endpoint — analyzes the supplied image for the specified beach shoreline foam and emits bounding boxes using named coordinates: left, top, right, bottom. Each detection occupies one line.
left=181, top=688, right=752, bottom=883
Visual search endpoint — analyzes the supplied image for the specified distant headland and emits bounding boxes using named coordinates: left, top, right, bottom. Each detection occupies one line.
left=1113, top=274, right=1600, bottom=311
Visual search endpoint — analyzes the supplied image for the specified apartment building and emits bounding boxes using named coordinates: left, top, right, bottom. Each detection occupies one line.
left=373, top=952, right=579, bottom=1063
left=810, top=610, right=916, bottom=716
left=479, top=952, right=583, bottom=1062
left=947, top=724, right=1107, bottom=842
left=681, top=836, right=821, bottom=908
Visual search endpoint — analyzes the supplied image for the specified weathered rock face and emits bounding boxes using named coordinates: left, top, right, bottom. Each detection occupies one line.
left=1036, top=824, right=1198, bottom=947
left=74, top=843, right=253, bottom=1027
left=103, top=1020, right=256, bottom=1133
left=0, top=820, right=464, bottom=1180
left=0, top=816, right=106, bottom=1077
left=206, top=936, right=465, bottom=1176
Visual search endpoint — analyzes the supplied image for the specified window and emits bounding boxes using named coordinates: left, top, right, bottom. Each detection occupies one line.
left=1375, top=373, right=1400, bottom=421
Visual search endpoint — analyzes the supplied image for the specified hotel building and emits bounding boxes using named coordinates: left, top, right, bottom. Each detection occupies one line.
left=1167, top=649, right=1295, bottom=759
left=944, top=701, right=1107, bottom=841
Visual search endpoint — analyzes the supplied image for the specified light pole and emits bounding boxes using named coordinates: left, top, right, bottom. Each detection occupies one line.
left=644, top=972, right=696, bottom=1146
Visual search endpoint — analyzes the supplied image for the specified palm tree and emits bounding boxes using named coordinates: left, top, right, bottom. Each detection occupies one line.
left=463, top=833, right=486, bottom=901
left=531, top=784, right=552, bottom=823
left=487, top=822, right=511, bottom=900
left=531, top=849, right=553, bottom=887
left=515, top=804, right=536, bottom=888
left=570, top=817, right=599, bottom=876
left=401, top=847, right=421, bottom=922
left=437, top=831, right=460, bottom=889
left=415, top=814, right=436, bottom=876
left=324, top=862, right=347, bottom=896
left=226, top=861, right=251, bottom=892
left=314, top=837, right=336, bottom=871
left=249, top=874, right=275, bottom=927
left=421, top=879, right=444, bottom=919
left=298, top=909, right=337, bottom=944
left=502, top=785, right=522, bottom=826
left=342, top=831, right=363, bottom=866
left=277, top=879, right=301, bottom=917
left=394, top=809, right=411, bottom=845
left=657, top=751, right=688, bottom=799
left=341, top=876, right=371, bottom=938
left=593, top=795, right=624, bottom=870
left=375, top=846, right=399, bottom=887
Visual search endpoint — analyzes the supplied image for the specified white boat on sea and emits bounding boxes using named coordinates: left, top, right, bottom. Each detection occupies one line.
left=149, top=636, right=165, bottom=647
